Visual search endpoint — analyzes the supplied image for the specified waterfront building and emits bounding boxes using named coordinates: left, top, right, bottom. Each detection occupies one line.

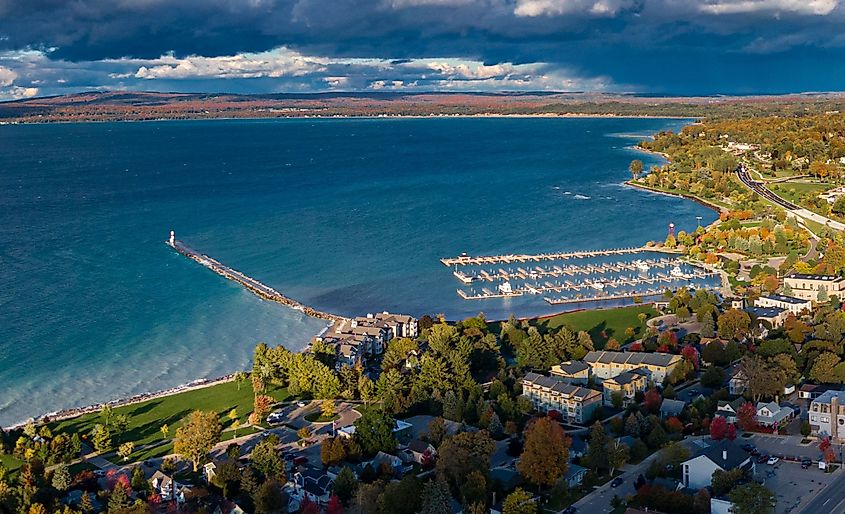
left=754, top=294, right=812, bottom=316
left=550, top=361, right=590, bottom=385
left=583, top=351, right=682, bottom=384
left=810, top=390, right=845, bottom=440
left=601, top=368, right=649, bottom=406
left=783, top=273, right=845, bottom=301
left=316, top=312, right=418, bottom=367
left=520, top=372, right=602, bottom=424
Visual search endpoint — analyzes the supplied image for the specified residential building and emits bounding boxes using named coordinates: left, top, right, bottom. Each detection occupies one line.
left=315, top=312, right=417, bottom=367
left=372, top=312, right=418, bottom=339
left=744, top=306, right=788, bottom=329
left=754, top=401, right=793, bottom=428
left=402, top=439, right=436, bottom=465
left=520, top=372, right=602, bottom=424
left=550, top=361, right=590, bottom=385
left=601, top=368, right=649, bottom=406
left=583, top=351, right=682, bottom=384
left=563, top=464, right=588, bottom=488
left=810, top=390, right=845, bottom=440
left=729, top=369, right=747, bottom=396
left=716, top=398, right=747, bottom=424
left=681, top=440, right=755, bottom=490
left=659, top=398, right=686, bottom=419
left=800, top=384, right=843, bottom=400
left=150, top=471, right=190, bottom=504
left=754, top=294, right=812, bottom=316
left=338, top=419, right=413, bottom=443
left=291, top=467, right=333, bottom=505
left=783, top=273, right=845, bottom=302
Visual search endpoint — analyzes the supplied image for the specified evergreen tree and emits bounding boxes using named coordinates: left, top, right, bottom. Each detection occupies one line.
left=51, top=464, right=71, bottom=491
left=585, top=422, right=609, bottom=471
left=419, top=479, right=453, bottom=514
left=332, top=467, right=358, bottom=504
left=108, top=482, right=130, bottom=513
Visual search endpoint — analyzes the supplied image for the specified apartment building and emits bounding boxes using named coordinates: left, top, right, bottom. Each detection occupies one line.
left=520, top=372, right=602, bottom=424
left=810, top=390, right=845, bottom=440
left=583, top=351, right=682, bottom=384
left=550, top=361, right=590, bottom=385
left=783, top=273, right=845, bottom=302
left=754, top=294, right=812, bottom=316
left=601, top=368, right=649, bottom=406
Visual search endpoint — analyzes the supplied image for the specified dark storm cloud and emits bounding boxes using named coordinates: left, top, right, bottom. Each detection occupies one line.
left=0, top=0, right=843, bottom=95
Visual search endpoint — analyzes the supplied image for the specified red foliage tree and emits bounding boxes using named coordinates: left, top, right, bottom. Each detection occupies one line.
left=148, top=493, right=162, bottom=509
left=547, top=410, right=562, bottom=422
left=300, top=497, right=320, bottom=514
left=420, top=448, right=436, bottom=470
left=657, top=345, right=670, bottom=353
left=665, top=417, right=684, bottom=434
left=681, top=346, right=700, bottom=370
left=725, top=423, right=737, bottom=441
left=820, top=436, right=832, bottom=453
left=644, top=387, right=663, bottom=414
left=736, top=402, right=757, bottom=432
left=710, top=415, right=729, bottom=440
left=629, top=342, right=645, bottom=352
left=327, top=495, right=344, bottom=514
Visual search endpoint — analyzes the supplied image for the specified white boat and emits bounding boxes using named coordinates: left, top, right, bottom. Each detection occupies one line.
left=591, top=282, right=605, bottom=291
left=634, top=260, right=650, bottom=273
left=498, top=281, right=514, bottom=294
left=670, top=266, right=685, bottom=278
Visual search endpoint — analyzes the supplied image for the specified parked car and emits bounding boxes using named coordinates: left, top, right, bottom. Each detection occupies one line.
left=801, top=458, right=813, bottom=469
left=757, top=455, right=769, bottom=464
left=750, top=448, right=761, bottom=457
left=266, top=412, right=284, bottom=425
left=767, top=456, right=780, bottom=465
left=297, top=401, right=307, bottom=408
left=741, top=443, right=756, bottom=452
left=562, top=507, right=577, bottom=514
left=611, top=477, right=624, bottom=488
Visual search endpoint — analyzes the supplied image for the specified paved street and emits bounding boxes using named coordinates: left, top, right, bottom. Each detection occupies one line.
left=801, top=471, right=845, bottom=514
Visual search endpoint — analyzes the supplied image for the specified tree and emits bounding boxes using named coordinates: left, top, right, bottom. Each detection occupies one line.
left=51, top=464, right=71, bottom=491
left=644, top=388, right=662, bottom=413
left=700, top=314, right=716, bottom=338
left=254, top=480, right=285, bottom=514
left=630, top=159, right=645, bottom=180
left=419, top=479, right=453, bottom=514
left=737, top=402, right=756, bottom=431
left=80, top=492, right=93, bottom=513
left=718, top=309, right=751, bottom=340
left=607, top=440, right=630, bottom=476
left=327, top=495, right=344, bottom=514
left=585, top=422, right=609, bottom=471
left=426, top=417, right=447, bottom=447
left=108, top=481, right=131, bottom=513
left=93, top=424, right=112, bottom=453
left=333, top=467, right=358, bottom=504
left=710, top=415, right=729, bottom=440
left=353, top=410, right=398, bottom=456
left=174, top=410, right=222, bottom=472
left=701, top=365, right=725, bottom=388
left=322, top=399, right=336, bottom=419
left=502, top=488, right=537, bottom=514
left=160, top=424, right=169, bottom=439
left=252, top=434, right=285, bottom=479
left=517, top=417, right=570, bottom=488
left=118, top=442, right=134, bottom=461
left=436, top=431, right=495, bottom=497
left=321, top=437, right=347, bottom=467
left=728, top=482, right=775, bottom=514
left=711, top=468, right=746, bottom=496
left=227, top=409, right=239, bottom=437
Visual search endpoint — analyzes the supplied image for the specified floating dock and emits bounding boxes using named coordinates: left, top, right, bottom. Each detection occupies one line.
left=440, top=246, right=671, bottom=267
left=167, top=232, right=346, bottom=323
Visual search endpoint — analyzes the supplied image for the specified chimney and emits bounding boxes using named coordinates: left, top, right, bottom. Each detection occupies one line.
left=723, top=450, right=728, bottom=461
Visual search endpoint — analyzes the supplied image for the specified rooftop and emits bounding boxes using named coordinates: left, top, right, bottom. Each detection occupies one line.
left=583, top=350, right=681, bottom=368
left=552, top=361, right=590, bottom=375
left=785, top=273, right=844, bottom=282
left=606, top=368, right=650, bottom=386
left=695, top=439, right=751, bottom=471
left=758, top=293, right=810, bottom=305
left=744, top=306, right=785, bottom=318
left=812, top=390, right=845, bottom=405
left=659, top=398, right=686, bottom=416
left=521, top=372, right=602, bottom=400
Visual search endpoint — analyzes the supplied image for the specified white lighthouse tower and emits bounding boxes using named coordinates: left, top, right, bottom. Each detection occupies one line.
left=169, top=230, right=176, bottom=246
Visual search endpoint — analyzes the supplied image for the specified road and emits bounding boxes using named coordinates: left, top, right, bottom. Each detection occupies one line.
left=800, top=470, right=845, bottom=514
left=735, top=165, right=845, bottom=231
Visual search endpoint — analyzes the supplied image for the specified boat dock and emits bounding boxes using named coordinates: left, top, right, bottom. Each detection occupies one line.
left=441, top=246, right=665, bottom=267
left=451, top=257, right=679, bottom=284
left=166, top=232, right=346, bottom=323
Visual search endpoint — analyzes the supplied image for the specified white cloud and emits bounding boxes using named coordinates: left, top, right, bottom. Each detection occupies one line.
left=698, top=0, right=838, bottom=15
left=0, top=65, right=17, bottom=87
left=514, top=0, right=634, bottom=17
left=129, top=48, right=327, bottom=80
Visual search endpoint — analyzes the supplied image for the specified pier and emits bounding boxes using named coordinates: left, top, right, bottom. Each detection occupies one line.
left=451, top=257, right=680, bottom=284
left=166, top=232, right=346, bottom=323
left=441, top=246, right=669, bottom=268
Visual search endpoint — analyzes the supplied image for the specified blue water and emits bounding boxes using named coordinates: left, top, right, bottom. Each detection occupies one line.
left=0, top=117, right=715, bottom=425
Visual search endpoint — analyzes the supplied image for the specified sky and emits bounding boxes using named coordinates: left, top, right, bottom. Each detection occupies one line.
left=1, top=0, right=844, bottom=100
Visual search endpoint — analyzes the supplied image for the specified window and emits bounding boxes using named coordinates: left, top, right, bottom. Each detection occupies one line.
left=839, top=418, right=844, bottom=427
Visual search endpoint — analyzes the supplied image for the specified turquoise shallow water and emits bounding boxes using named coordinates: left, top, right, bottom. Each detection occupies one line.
left=0, top=117, right=715, bottom=425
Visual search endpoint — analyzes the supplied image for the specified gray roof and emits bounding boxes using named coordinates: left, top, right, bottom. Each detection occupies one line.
left=659, top=399, right=686, bottom=416
left=584, top=351, right=680, bottom=367
left=408, top=439, right=432, bottom=454
left=521, top=372, right=601, bottom=400
left=554, top=361, right=589, bottom=375
left=564, top=464, right=588, bottom=481
left=759, top=294, right=810, bottom=305
left=608, top=368, right=650, bottom=385
left=744, top=306, right=785, bottom=318
left=697, top=440, right=751, bottom=471
left=813, top=390, right=845, bottom=405
left=786, top=273, right=844, bottom=282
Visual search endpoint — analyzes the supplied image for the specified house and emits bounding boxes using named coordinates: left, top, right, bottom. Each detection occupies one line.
left=370, top=451, right=404, bottom=476
left=729, top=369, right=747, bottom=396
left=783, top=273, right=845, bottom=302
left=550, top=361, right=590, bottom=385
left=203, top=462, right=217, bottom=483
left=754, top=294, right=812, bottom=316
left=372, top=312, right=419, bottom=339
left=212, top=501, right=247, bottom=514
left=563, top=464, right=588, bottom=488
left=744, top=306, right=788, bottom=329
left=490, top=467, right=523, bottom=493
left=569, top=436, right=587, bottom=460
left=681, top=439, right=755, bottom=490
left=800, top=384, right=842, bottom=400
left=755, top=401, right=794, bottom=428
left=402, top=439, right=436, bottom=464
left=291, top=467, right=333, bottom=505
left=583, top=351, right=682, bottom=384
left=716, top=398, right=748, bottom=424
left=659, top=398, right=686, bottom=419
left=520, top=372, right=603, bottom=424
left=809, top=390, right=845, bottom=440
left=338, top=419, right=413, bottom=443
left=601, top=368, right=649, bottom=406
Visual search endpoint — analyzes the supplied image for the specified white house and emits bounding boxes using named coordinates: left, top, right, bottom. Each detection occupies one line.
left=755, top=401, right=794, bottom=428
left=681, top=440, right=755, bottom=490
left=729, top=369, right=747, bottom=396
left=754, top=294, right=812, bottom=316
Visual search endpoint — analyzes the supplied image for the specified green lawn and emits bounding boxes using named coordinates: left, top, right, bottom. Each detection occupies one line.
left=304, top=412, right=340, bottom=423
left=50, top=381, right=289, bottom=450
left=770, top=181, right=833, bottom=204
left=0, top=453, right=24, bottom=475
left=533, top=304, right=657, bottom=346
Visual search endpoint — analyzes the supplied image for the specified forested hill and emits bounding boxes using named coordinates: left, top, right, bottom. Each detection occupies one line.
left=3, top=91, right=845, bottom=123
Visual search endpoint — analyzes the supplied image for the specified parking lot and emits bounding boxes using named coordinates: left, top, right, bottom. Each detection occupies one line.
left=745, top=434, right=839, bottom=514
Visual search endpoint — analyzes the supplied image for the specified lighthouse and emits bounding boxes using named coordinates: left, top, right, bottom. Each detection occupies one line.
left=169, top=230, right=175, bottom=246
left=668, top=223, right=675, bottom=238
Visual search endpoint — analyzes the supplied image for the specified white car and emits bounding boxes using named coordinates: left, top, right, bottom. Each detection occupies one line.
left=767, top=456, right=779, bottom=465
left=297, top=401, right=307, bottom=408
left=266, top=413, right=284, bottom=424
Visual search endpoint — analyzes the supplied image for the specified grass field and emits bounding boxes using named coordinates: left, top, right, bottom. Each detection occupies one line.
left=0, top=453, right=23, bottom=474
left=770, top=181, right=833, bottom=204
left=50, top=381, right=290, bottom=450
left=532, top=304, right=657, bottom=346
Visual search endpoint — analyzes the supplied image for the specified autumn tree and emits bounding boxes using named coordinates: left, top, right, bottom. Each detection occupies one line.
left=630, top=159, right=645, bottom=180
left=718, top=309, right=751, bottom=340
left=436, top=431, right=495, bottom=500
left=644, top=387, right=663, bottom=414
left=502, top=488, right=537, bottom=514
left=517, top=417, right=570, bottom=488
left=607, top=439, right=630, bottom=476
left=737, top=402, right=756, bottom=431
left=710, top=415, right=729, bottom=440
left=174, top=410, right=222, bottom=472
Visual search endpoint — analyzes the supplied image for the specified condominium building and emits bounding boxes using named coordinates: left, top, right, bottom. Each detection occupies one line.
left=316, top=312, right=417, bottom=367
left=550, top=361, right=590, bottom=385
left=810, top=390, right=845, bottom=440
left=601, top=368, right=649, bottom=406
left=783, top=274, right=845, bottom=302
left=583, top=351, right=682, bottom=384
left=520, top=372, right=602, bottom=424
left=754, top=294, right=812, bottom=316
